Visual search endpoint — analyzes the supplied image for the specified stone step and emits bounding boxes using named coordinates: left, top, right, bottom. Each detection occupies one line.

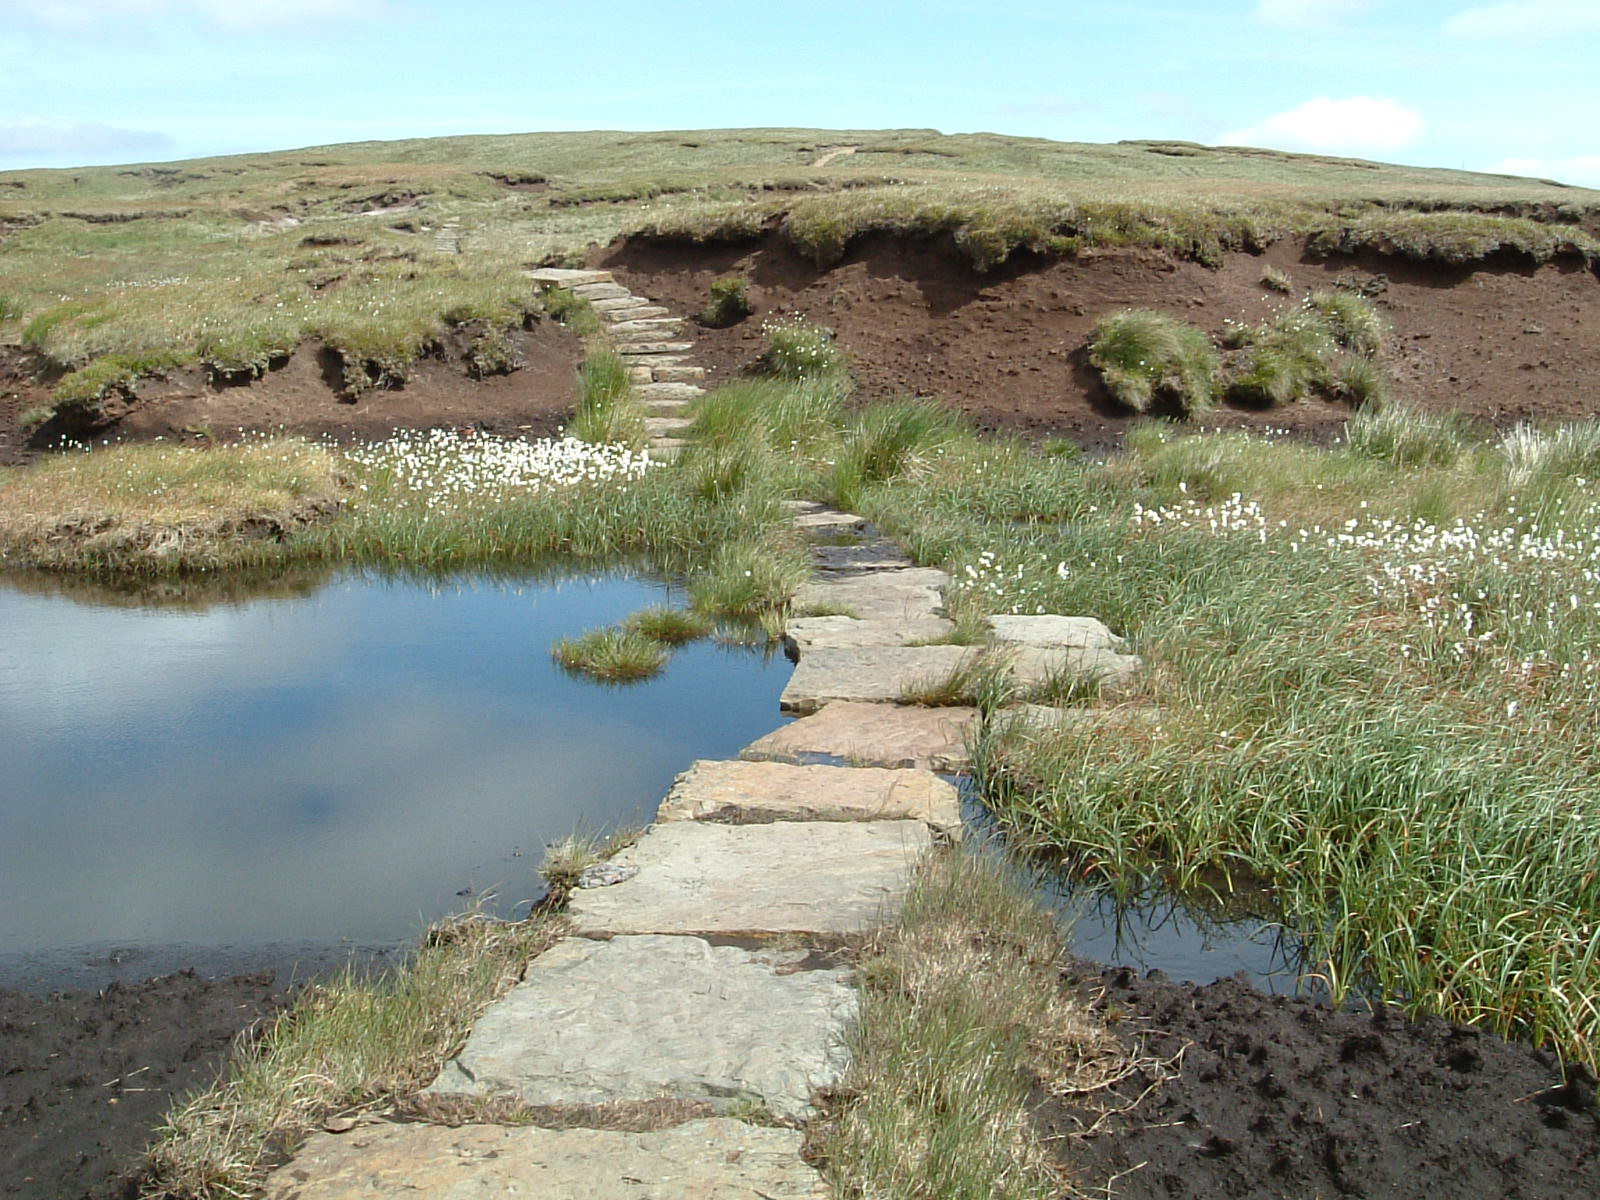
left=617, top=341, right=696, bottom=356
left=591, top=296, right=653, bottom=313
left=779, top=642, right=1142, bottom=714
left=742, top=701, right=978, bottom=773
left=262, top=1119, right=827, bottom=1199
left=793, top=567, right=951, bottom=623
left=657, top=759, right=960, bottom=834
left=647, top=438, right=687, bottom=459
left=645, top=416, right=693, bottom=436
left=653, top=365, right=707, bottom=383
left=611, top=326, right=687, bottom=344
left=638, top=381, right=705, bottom=403
left=619, top=352, right=694, bottom=368
left=627, top=366, right=654, bottom=384
left=428, top=935, right=853, bottom=1121
left=810, top=539, right=917, bottom=574
left=568, top=819, right=932, bottom=937
left=783, top=615, right=957, bottom=655
left=572, top=282, right=633, bottom=301
left=792, top=509, right=869, bottom=536
left=644, top=397, right=692, bottom=412
left=989, top=614, right=1128, bottom=652
left=609, top=317, right=684, bottom=333
left=604, top=304, right=672, bottom=321
left=780, top=645, right=976, bottom=714
left=526, top=267, right=614, bottom=286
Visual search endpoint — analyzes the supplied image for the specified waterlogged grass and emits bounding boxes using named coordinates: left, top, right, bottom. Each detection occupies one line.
left=551, top=626, right=670, bottom=682
left=146, top=913, right=563, bottom=1199
left=852, top=418, right=1600, bottom=1067
left=817, top=848, right=1127, bottom=1200
left=623, top=604, right=713, bottom=645
left=0, top=438, right=346, bottom=572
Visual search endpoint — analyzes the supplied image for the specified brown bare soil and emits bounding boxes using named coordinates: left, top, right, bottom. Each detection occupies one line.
left=0, top=972, right=289, bottom=1200
left=1052, top=965, right=1600, bottom=1199
left=599, top=232, right=1600, bottom=450
left=0, top=319, right=583, bottom=466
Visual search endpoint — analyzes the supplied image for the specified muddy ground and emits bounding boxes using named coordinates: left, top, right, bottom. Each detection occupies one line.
left=1053, top=965, right=1600, bottom=1198
left=0, top=972, right=289, bottom=1200
left=5, top=233, right=1600, bottom=1197
left=600, top=231, right=1600, bottom=452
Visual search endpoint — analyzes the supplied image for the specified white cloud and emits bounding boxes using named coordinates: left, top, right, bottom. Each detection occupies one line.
left=0, top=118, right=174, bottom=161
left=1218, top=96, right=1426, bottom=157
left=1255, top=0, right=1374, bottom=27
left=0, top=0, right=386, bottom=32
left=1445, top=0, right=1600, bottom=39
left=1485, top=155, right=1600, bottom=189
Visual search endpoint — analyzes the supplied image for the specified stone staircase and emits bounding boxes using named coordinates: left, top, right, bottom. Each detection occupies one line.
left=526, top=267, right=706, bottom=457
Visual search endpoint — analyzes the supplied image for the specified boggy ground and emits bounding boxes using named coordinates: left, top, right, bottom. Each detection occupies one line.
left=0, top=972, right=289, bottom=1200
left=600, top=231, right=1600, bottom=450
left=1053, top=965, right=1600, bottom=1198
left=0, top=319, right=582, bottom=467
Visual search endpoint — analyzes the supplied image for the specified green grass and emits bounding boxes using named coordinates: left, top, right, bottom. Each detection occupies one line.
left=1086, top=308, right=1220, bottom=414
left=623, top=604, right=713, bottom=645
left=761, top=317, right=845, bottom=380
left=2, top=126, right=1594, bottom=395
left=827, top=397, right=964, bottom=512
left=817, top=847, right=1127, bottom=1200
left=567, top=346, right=645, bottom=447
left=145, top=913, right=563, bottom=1199
left=849, top=418, right=1600, bottom=1068
left=551, top=626, right=670, bottom=681
left=699, top=274, right=752, bottom=327
left=1223, top=291, right=1387, bottom=407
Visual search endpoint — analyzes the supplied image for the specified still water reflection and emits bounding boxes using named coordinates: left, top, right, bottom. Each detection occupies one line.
left=0, top=570, right=786, bottom=990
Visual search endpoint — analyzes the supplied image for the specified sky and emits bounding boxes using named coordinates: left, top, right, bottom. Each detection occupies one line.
left=0, top=0, right=1596, bottom=186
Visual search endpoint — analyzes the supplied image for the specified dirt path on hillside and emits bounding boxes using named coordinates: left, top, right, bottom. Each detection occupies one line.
left=601, top=233, right=1600, bottom=451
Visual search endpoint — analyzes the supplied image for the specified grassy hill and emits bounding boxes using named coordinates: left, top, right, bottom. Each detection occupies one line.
left=3, top=127, right=1597, bottom=421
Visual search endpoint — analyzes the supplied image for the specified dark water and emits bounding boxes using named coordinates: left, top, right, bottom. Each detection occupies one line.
left=0, top=569, right=787, bottom=992
left=958, top=791, right=1317, bottom=993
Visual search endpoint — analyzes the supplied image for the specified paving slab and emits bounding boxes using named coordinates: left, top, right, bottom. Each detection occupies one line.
left=811, top=540, right=916, bottom=573
left=602, top=305, right=671, bottom=321
left=654, top=365, right=707, bottom=382
left=657, top=758, right=960, bottom=833
left=783, top=615, right=956, bottom=655
left=639, top=381, right=706, bottom=402
left=610, top=317, right=684, bottom=333
left=793, top=568, right=949, bottom=622
left=572, top=281, right=633, bottom=300
left=527, top=267, right=613, bottom=285
left=988, top=614, right=1127, bottom=651
left=261, top=1118, right=827, bottom=1200
left=780, top=645, right=977, bottom=714
left=646, top=416, right=693, bottom=436
left=618, top=340, right=696, bottom=355
left=428, top=935, right=853, bottom=1120
left=1000, top=643, right=1143, bottom=696
left=591, top=295, right=654, bottom=312
left=792, top=509, right=868, bottom=535
left=568, top=819, right=930, bottom=937
left=743, top=702, right=977, bottom=772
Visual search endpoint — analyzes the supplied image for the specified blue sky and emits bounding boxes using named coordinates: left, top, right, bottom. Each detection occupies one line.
left=1, top=0, right=1596, bottom=186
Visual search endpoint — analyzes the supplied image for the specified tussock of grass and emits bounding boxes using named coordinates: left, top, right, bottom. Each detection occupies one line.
left=623, top=604, right=713, bottom=645
left=551, top=626, right=670, bottom=681
left=568, top=347, right=645, bottom=447
left=762, top=317, right=845, bottom=380
left=828, top=398, right=964, bottom=512
left=687, top=538, right=811, bottom=618
left=0, top=438, right=345, bottom=573
left=815, top=848, right=1127, bottom=1200
left=1224, top=291, right=1387, bottom=407
left=899, top=650, right=1012, bottom=709
left=145, top=914, right=563, bottom=1199
left=1086, top=308, right=1220, bottom=415
left=1345, top=400, right=1480, bottom=467
left=539, top=825, right=643, bottom=902
left=687, top=377, right=846, bottom=452
left=699, top=274, right=752, bottom=327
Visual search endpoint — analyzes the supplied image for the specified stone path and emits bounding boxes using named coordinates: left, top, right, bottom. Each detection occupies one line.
left=262, top=336, right=1146, bottom=1195
left=527, top=266, right=707, bottom=458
